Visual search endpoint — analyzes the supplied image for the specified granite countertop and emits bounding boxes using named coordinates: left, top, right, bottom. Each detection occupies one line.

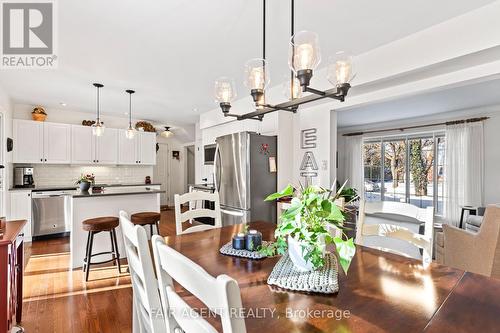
left=9, top=183, right=161, bottom=191
left=71, top=187, right=163, bottom=198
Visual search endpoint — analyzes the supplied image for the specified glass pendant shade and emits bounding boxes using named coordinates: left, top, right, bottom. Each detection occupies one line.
left=214, top=77, right=237, bottom=103
left=288, top=31, right=321, bottom=73
left=244, top=58, right=270, bottom=90
left=160, top=127, right=173, bottom=138
left=282, top=76, right=302, bottom=99
left=327, top=51, right=354, bottom=86
left=125, top=126, right=136, bottom=139
left=91, top=122, right=105, bottom=137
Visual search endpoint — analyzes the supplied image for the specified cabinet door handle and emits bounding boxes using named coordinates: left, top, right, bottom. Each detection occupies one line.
left=97, top=160, right=99, bottom=163
left=45, top=158, right=47, bottom=162
left=40, top=158, right=43, bottom=162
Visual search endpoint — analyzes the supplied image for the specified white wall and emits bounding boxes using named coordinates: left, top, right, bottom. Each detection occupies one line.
left=337, top=105, right=500, bottom=205
left=0, top=88, right=13, bottom=217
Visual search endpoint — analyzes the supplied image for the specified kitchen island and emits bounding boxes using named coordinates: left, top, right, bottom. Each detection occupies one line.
left=69, top=186, right=161, bottom=269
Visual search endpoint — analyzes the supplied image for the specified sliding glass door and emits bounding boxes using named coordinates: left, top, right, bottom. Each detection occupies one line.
left=363, top=133, right=445, bottom=215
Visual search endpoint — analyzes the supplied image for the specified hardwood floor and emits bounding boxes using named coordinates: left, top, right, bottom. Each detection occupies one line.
left=21, top=209, right=180, bottom=333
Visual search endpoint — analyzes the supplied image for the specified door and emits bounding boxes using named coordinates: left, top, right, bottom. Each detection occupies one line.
left=13, top=119, right=43, bottom=163
left=186, top=145, right=195, bottom=192
left=71, top=125, right=94, bottom=164
left=215, top=133, right=249, bottom=210
left=43, top=122, right=71, bottom=163
left=137, top=132, right=156, bottom=165
left=153, top=143, right=169, bottom=206
left=118, top=129, right=137, bottom=165
left=96, top=128, right=118, bottom=164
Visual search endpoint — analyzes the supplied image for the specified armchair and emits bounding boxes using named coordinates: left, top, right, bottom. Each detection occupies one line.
left=443, top=205, right=500, bottom=278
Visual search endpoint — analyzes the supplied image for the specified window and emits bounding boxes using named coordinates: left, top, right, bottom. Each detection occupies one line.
left=363, top=133, right=445, bottom=215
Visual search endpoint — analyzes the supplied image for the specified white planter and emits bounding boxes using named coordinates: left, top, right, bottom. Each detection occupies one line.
left=288, top=236, right=325, bottom=272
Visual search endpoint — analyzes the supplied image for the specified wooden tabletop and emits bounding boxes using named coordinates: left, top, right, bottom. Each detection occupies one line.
left=0, top=220, right=26, bottom=246
left=163, top=221, right=499, bottom=333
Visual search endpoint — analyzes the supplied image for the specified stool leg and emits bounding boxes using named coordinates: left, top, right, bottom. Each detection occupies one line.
left=85, top=231, right=94, bottom=282
left=150, top=224, right=153, bottom=237
left=83, top=232, right=91, bottom=273
left=109, top=231, right=116, bottom=265
left=155, top=221, right=160, bottom=235
left=111, top=228, right=122, bottom=274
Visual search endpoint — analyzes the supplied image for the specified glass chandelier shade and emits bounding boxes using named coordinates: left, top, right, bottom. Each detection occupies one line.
left=214, top=77, right=237, bottom=103
left=288, top=31, right=321, bottom=73
left=92, top=83, right=105, bottom=137
left=125, top=89, right=136, bottom=140
left=327, top=51, right=355, bottom=86
left=244, top=58, right=270, bottom=90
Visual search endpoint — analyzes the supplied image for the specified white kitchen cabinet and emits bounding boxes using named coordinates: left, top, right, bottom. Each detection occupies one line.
left=43, top=122, right=71, bottom=163
left=71, top=125, right=94, bottom=164
left=96, top=128, right=118, bottom=164
left=118, top=130, right=137, bottom=165
left=137, top=132, right=156, bottom=165
left=9, top=190, right=32, bottom=241
left=13, top=119, right=44, bottom=163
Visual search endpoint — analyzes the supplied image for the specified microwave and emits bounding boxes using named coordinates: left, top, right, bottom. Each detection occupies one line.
left=204, top=144, right=216, bottom=165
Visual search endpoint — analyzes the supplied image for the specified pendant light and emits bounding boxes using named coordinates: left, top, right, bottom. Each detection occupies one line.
left=125, top=89, right=136, bottom=139
left=91, top=83, right=105, bottom=136
left=160, top=126, right=173, bottom=138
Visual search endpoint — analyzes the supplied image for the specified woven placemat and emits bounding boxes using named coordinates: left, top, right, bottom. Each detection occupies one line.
left=267, top=253, right=339, bottom=294
left=219, top=241, right=271, bottom=259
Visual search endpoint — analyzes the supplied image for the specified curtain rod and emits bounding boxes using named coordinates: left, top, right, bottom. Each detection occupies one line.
left=342, top=116, right=490, bottom=137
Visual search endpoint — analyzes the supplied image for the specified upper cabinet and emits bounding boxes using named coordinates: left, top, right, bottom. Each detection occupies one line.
left=13, top=120, right=156, bottom=165
left=71, top=125, right=94, bottom=164
left=13, top=120, right=70, bottom=164
left=137, top=132, right=156, bottom=165
left=118, top=130, right=137, bottom=165
left=13, top=120, right=43, bottom=163
left=43, top=122, right=71, bottom=163
left=96, top=128, right=118, bottom=164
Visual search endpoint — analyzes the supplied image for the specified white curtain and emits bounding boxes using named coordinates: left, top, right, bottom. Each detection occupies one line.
left=344, top=136, right=363, bottom=195
left=444, top=122, right=484, bottom=226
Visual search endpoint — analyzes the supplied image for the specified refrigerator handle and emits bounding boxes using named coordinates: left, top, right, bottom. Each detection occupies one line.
left=213, top=143, right=221, bottom=192
left=220, top=208, right=244, bottom=217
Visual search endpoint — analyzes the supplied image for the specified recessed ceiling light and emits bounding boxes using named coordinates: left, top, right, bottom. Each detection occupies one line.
left=60, top=102, right=67, bottom=107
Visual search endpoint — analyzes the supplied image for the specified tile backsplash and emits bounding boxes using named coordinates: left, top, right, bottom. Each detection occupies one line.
left=29, top=165, right=154, bottom=187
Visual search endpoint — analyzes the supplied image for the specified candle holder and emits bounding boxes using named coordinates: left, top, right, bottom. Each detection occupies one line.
left=246, top=230, right=262, bottom=251
left=232, top=233, right=246, bottom=250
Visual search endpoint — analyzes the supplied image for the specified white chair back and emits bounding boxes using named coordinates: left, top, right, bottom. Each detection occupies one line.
left=119, top=211, right=165, bottom=333
left=152, top=235, right=246, bottom=333
left=174, top=191, right=222, bottom=235
left=357, top=201, right=434, bottom=266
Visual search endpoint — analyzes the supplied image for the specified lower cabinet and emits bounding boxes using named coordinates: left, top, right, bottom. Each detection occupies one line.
left=9, top=191, right=32, bottom=242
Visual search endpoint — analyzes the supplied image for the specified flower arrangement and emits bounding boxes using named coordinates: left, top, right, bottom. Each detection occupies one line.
left=260, top=182, right=356, bottom=274
left=76, top=174, right=95, bottom=185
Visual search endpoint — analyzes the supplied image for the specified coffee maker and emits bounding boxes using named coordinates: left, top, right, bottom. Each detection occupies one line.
left=14, top=167, right=35, bottom=188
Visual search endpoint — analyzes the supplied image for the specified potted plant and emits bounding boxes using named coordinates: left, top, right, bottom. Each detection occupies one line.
left=76, top=174, right=95, bottom=192
left=32, top=106, right=47, bottom=122
left=260, top=183, right=356, bottom=274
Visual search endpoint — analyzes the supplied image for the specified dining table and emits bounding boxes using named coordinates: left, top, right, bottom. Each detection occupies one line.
left=163, top=221, right=500, bottom=333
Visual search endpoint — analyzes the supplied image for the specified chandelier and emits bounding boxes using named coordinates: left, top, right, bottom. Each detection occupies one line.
left=214, top=0, right=355, bottom=121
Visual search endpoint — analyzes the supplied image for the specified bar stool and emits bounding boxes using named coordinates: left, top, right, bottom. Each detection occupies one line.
left=82, top=216, right=121, bottom=282
left=130, top=212, right=161, bottom=236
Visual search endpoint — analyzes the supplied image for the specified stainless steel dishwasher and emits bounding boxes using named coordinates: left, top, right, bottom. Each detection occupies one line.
left=32, top=190, right=71, bottom=238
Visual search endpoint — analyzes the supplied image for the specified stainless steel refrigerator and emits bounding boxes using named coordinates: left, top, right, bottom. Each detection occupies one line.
left=214, top=132, right=277, bottom=225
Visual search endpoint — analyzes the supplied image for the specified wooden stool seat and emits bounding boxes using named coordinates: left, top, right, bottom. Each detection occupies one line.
left=131, top=212, right=161, bottom=236
left=82, top=216, right=121, bottom=282
left=131, top=212, right=161, bottom=225
left=82, top=217, right=119, bottom=232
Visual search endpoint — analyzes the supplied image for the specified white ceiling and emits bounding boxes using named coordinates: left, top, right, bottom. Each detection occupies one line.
left=337, top=78, right=500, bottom=128
left=0, top=0, right=496, bottom=127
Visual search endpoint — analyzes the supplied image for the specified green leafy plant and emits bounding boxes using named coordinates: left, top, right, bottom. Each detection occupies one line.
left=260, top=183, right=356, bottom=274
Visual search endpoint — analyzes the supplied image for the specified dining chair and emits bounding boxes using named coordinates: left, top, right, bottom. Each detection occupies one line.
left=119, top=211, right=166, bottom=333
left=357, top=201, right=434, bottom=266
left=152, top=235, right=247, bottom=333
left=443, top=205, right=500, bottom=278
left=174, top=191, right=222, bottom=235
